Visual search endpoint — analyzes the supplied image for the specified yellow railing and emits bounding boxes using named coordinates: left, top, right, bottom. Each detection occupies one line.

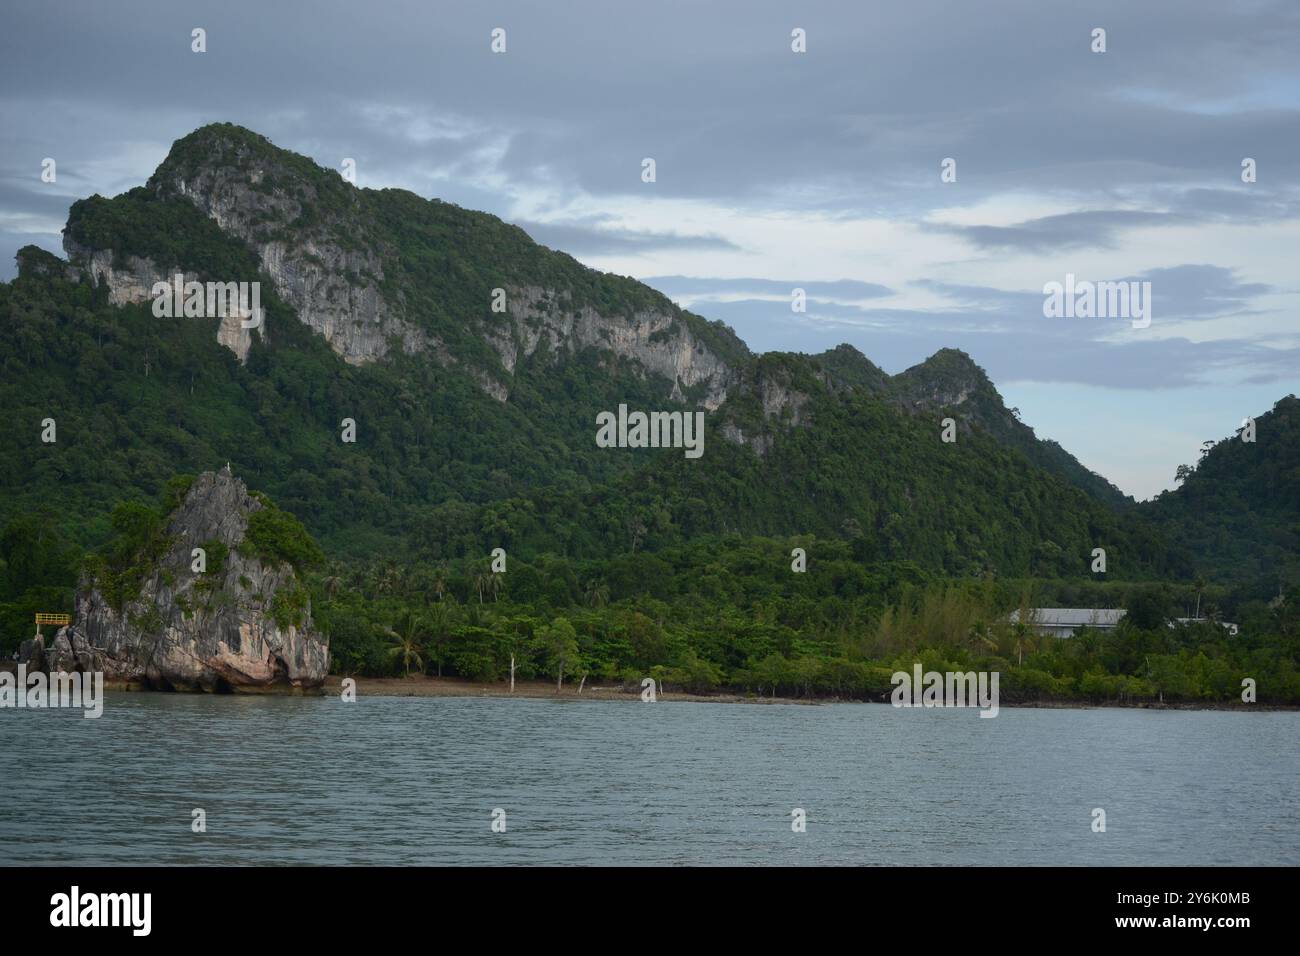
left=34, top=613, right=71, bottom=626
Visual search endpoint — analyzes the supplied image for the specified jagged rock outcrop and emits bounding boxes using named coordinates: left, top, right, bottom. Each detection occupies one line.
left=63, top=467, right=328, bottom=691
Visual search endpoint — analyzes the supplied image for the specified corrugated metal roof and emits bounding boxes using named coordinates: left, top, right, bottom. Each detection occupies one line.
left=1008, top=608, right=1127, bottom=626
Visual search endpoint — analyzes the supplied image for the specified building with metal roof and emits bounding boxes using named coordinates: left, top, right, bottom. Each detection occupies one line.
left=1008, top=608, right=1126, bottom=639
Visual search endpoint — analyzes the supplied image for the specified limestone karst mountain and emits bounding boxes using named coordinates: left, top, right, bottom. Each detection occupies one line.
left=2, top=123, right=1292, bottom=589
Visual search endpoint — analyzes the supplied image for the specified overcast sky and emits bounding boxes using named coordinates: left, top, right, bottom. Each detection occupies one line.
left=3, top=0, right=1298, bottom=499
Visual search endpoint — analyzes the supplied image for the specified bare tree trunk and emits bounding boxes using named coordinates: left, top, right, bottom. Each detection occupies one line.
left=510, top=654, right=516, bottom=693
left=578, top=674, right=587, bottom=695
left=557, top=664, right=564, bottom=693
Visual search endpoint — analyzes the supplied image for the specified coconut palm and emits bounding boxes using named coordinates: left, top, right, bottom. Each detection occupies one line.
left=380, top=610, right=428, bottom=677
left=383, top=629, right=423, bottom=677
left=473, top=564, right=498, bottom=604
left=424, top=602, right=455, bottom=677
left=1012, top=625, right=1038, bottom=667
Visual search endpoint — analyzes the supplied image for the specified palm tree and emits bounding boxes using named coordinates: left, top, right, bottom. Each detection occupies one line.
left=1193, top=575, right=1207, bottom=620
left=473, top=565, right=496, bottom=604
left=381, top=610, right=427, bottom=677
left=383, top=629, right=424, bottom=677
left=425, top=602, right=455, bottom=677
left=1012, top=625, right=1038, bottom=667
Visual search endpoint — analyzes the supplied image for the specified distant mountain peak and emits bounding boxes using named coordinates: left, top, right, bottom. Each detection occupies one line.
left=813, top=343, right=890, bottom=393
left=891, top=348, right=995, bottom=412
left=149, top=123, right=296, bottom=183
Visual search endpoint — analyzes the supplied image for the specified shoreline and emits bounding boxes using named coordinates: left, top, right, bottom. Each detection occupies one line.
left=3, top=662, right=1293, bottom=710
left=327, top=674, right=1295, bottom=711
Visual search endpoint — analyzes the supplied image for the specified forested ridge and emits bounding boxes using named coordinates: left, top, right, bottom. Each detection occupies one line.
left=2, top=124, right=1296, bottom=703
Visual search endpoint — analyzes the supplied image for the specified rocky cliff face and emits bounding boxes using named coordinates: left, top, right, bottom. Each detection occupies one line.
left=501, top=285, right=734, bottom=408
left=152, top=150, right=434, bottom=367
left=29, top=467, right=328, bottom=692
left=60, top=237, right=264, bottom=363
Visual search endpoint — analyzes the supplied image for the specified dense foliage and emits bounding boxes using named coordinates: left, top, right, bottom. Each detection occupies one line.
left=1150, top=395, right=1300, bottom=588
left=309, top=538, right=1300, bottom=703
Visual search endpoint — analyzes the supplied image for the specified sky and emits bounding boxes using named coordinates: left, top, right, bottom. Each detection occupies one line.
left=2, top=0, right=1298, bottom=500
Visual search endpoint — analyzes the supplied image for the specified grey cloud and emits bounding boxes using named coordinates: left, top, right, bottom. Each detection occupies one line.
left=644, top=276, right=892, bottom=300
left=0, top=179, right=81, bottom=228
left=934, top=189, right=1300, bottom=253
left=932, top=210, right=1187, bottom=253
left=3, top=0, right=1299, bottom=218
left=685, top=265, right=1284, bottom=387
left=517, top=221, right=739, bottom=255
left=1137, top=264, right=1273, bottom=320
left=917, top=267, right=1272, bottom=325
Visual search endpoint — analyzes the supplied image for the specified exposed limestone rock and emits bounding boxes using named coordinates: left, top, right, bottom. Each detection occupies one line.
left=68, top=467, right=328, bottom=692
left=720, top=423, right=773, bottom=456
left=215, top=311, right=258, bottom=362
left=504, top=285, right=734, bottom=409
left=759, top=378, right=810, bottom=426
left=62, top=238, right=186, bottom=308
left=152, top=144, right=431, bottom=367
left=715, top=363, right=812, bottom=455
left=45, top=631, right=78, bottom=673
left=61, top=238, right=264, bottom=363
left=888, top=348, right=991, bottom=415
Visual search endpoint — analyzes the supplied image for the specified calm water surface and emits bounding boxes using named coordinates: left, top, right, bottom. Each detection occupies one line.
left=2, top=693, right=1297, bottom=865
